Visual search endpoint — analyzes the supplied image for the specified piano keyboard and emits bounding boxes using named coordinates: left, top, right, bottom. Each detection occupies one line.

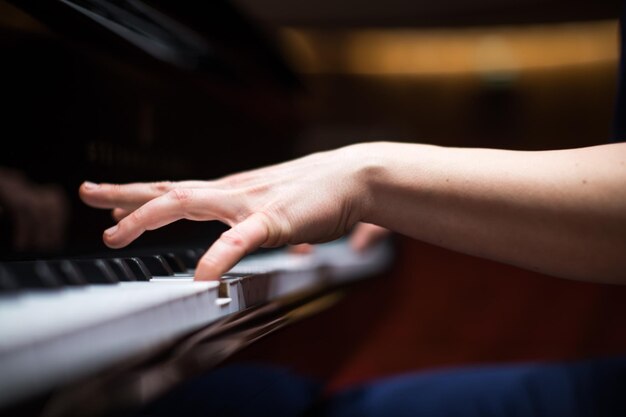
left=0, top=239, right=391, bottom=409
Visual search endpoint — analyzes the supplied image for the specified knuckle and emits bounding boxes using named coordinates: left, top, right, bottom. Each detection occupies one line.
left=257, top=210, right=288, bottom=247
left=256, top=210, right=275, bottom=228
left=130, top=208, right=145, bottom=224
left=169, top=188, right=194, bottom=206
left=220, top=228, right=246, bottom=249
left=244, top=183, right=269, bottom=196
left=151, top=181, right=172, bottom=193
left=110, top=183, right=123, bottom=195
left=197, top=255, right=220, bottom=271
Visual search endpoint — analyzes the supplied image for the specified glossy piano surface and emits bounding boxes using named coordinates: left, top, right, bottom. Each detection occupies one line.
left=0, top=0, right=301, bottom=259
left=0, top=1, right=316, bottom=412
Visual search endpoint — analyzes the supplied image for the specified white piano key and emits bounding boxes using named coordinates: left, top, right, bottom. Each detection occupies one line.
left=0, top=281, right=222, bottom=406
left=0, top=281, right=219, bottom=352
left=0, top=238, right=393, bottom=408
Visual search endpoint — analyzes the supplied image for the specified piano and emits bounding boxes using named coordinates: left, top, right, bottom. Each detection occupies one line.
left=0, top=240, right=392, bottom=415
left=0, top=1, right=392, bottom=415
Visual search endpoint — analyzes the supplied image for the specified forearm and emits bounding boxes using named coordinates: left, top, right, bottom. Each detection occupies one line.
left=358, top=142, right=626, bottom=283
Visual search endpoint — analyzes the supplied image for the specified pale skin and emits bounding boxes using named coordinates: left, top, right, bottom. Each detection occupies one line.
left=79, top=141, right=626, bottom=283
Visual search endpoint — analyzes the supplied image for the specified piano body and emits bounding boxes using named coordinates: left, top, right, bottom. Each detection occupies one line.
left=0, top=0, right=300, bottom=255
left=0, top=1, right=392, bottom=415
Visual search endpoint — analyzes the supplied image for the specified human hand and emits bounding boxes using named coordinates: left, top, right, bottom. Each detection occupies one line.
left=79, top=145, right=377, bottom=280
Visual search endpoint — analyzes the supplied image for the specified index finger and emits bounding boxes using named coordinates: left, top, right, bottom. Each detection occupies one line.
left=194, top=214, right=270, bottom=280
left=79, top=180, right=206, bottom=209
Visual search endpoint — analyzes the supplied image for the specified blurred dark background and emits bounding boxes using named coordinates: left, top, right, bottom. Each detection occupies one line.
left=0, top=0, right=301, bottom=257
left=236, top=0, right=620, bottom=154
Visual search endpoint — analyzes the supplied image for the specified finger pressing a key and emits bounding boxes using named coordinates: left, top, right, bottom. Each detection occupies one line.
left=195, top=213, right=271, bottom=280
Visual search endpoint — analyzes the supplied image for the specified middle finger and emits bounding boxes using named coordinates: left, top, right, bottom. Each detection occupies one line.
left=103, top=188, right=237, bottom=248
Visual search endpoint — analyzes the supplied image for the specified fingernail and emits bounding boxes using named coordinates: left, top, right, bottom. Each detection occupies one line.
left=104, top=225, right=118, bottom=237
left=83, top=181, right=99, bottom=190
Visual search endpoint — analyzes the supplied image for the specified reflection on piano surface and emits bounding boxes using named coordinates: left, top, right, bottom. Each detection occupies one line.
left=0, top=0, right=300, bottom=258
left=0, top=0, right=392, bottom=415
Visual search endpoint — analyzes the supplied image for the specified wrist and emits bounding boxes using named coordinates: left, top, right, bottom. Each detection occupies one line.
left=345, top=141, right=446, bottom=226
left=341, top=142, right=395, bottom=224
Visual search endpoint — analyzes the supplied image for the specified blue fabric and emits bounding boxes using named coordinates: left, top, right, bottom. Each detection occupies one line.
left=140, top=363, right=322, bottom=417
left=320, top=357, right=626, bottom=417
left=140, top=358, right=626, bottom=417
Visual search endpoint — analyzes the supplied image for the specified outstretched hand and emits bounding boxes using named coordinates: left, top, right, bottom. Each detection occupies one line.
left=79, top=145, right=376, bottom=280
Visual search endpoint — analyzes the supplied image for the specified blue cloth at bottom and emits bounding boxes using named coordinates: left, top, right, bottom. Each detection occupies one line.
left=140, top=357, right=626, bottom=417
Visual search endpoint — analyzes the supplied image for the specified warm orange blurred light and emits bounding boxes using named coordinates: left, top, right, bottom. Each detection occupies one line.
left=281, top=20, right=618, bottom=77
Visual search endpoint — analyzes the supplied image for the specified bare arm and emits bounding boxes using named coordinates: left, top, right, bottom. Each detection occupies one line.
left=360, top=142, right=626, bottom=283
left=79, top=142, right=626, bottom=283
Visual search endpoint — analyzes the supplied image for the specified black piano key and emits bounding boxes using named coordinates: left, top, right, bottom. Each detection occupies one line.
left=33, top=262, right=63, bottom=288
left=72, top=259, right=119, bottom=284
left=0, top=264, right=18, bottom=292
left=105, top=258, right=137, bottom=281
left=123, top=257, right=152, bottom=281
left=174, top=249, right=200, bottom=269
left=4, top=261, right=63, bottom=289
left=137, top=255, right=174, bottom=276
left=47, top=260, right=86, bottom=286
left=221, top=272, right=253, bottom=278
left=162, top=253, right=187, bottom=273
